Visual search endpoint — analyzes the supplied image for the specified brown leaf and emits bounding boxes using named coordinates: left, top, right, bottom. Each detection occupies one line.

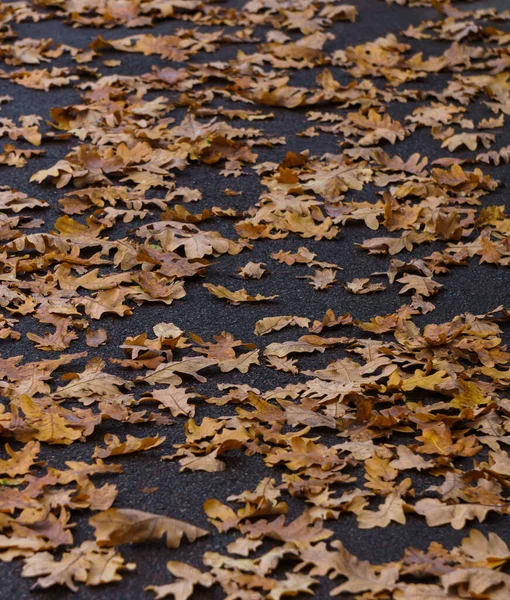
left=89, top=509, right=208, bottom=548
left=203, top=283, right=278, bottom=304
left=345, top=277, right=385, bottom=294
left=22, top=541, right=135, bottom=591
left=92, top=434, right=165, bottom=459
left=414, top=498, right=502, bottom=529
left=146, top=562, right=215, bottom=600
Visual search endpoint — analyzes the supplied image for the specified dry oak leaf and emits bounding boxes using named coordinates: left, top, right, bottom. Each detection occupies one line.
left=309, top=309, right=352, bottom=334
left=450, top=380, right=490, bottom=410
left=307, top=355, right=389, bottom=385
left=21, top=541, right=135, bottom=592
left=364, top=453, right=398, bottom=491
left=89, top=508, right=208, bottom=548
left=182, top=417, right=225, bottom=443
left=268, top=573, right=318, bottom=600
left=136, top=357, right=218, bottom=386
left=85, top=328, right=107, bottom=348
left=190, top=331, right=244, bottom=360
left=0, top=188, right=47, bottom=212
left=302, top=268, right=337, bottom=290
left=204, top=489, right=287, bottom=534
left=281, top=400, right=337, bottom=429
left=203, top=283, right=278, bottom=305
left=336, top=440, right=379, bottom=461
left=414, top=498, right=504, bottom=530
left=49, top=459, right=123, bottom=485
left=442, top=567, right=510, bottom=599
left=389, top=446, right=434, bottom=472
left=264, top=340, right=327, bottom=359
left=146, top=561, right=215, bottom=600
left=10, top=67, right=78, bottom=91
left=357, top=492, right=406, bottom=529
left=415, top=425, right=480, bottom=458
left=227, top=537, right=262, bottom=557
left=397, top=274, right=443, bottom=297
left=254, top=315, right=310, bottom=336
left=0, top=535, right=48, bottom=562
left=265, top=436, right=342, bottom=471
left=344, top=277, right=385, bottom=294
left=372, top=150, right=428, bottom=175
left=239, top=511, right=333, bottom=549
left=18, top=395, right=83, bottom=445
left=237, top=394, right=286, bottom=424
left=0, top=441, right=41, bottom=477
left=203, top=499, right=240, bottom=533
left=320, top=4, right=358, bottom=21
left=218, top=349, right=260, bottom=374
left=26, top=322, right=78, bottom=353
left=238, top=262, right=267, bottom=279
left=92, top=434, right=165, bottom=459
left=348, top=109, right=407, bottom=145
left=452, top=529, right=510, bottom=569
left=393, top=584, right=457, bottom=600
left=190, top=331, right=259, bottom=373
left=401, top=542, right=454, bottom=579
left=441, top=132, right=495, bottom=152
left=357, top=232, right=433, bottom=256
left=54, top=357, right=130, bottom=403
left=177, top=447, right=228, bottom=473
left=329, top=540, right=399, bottom=596
left=74, top=480, right=118, bottom=512
left=271, top=246, right=317, bottom=265
left=484, top=449, right=510, bottom=477
left=398, top=369, right=450, bottom=392
left=266, top=355, right=299, bottom=374
left=228, top=476, right=283, bottom=507
left=464, top=534, right=510, bottom=575
left=76, top=288, right=133, bottom=320
left=141, top=386, right=200, bottom=418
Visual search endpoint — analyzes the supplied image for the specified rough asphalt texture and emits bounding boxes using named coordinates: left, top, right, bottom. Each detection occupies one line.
left=0, top=0, right=510, bottom=598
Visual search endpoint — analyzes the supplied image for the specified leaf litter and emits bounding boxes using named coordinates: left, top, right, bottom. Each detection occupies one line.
left=0, top=0, right=509, bottom=598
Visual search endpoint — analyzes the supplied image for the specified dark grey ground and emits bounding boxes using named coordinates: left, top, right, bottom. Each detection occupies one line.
left=0, top=0, right=509, bottom=598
